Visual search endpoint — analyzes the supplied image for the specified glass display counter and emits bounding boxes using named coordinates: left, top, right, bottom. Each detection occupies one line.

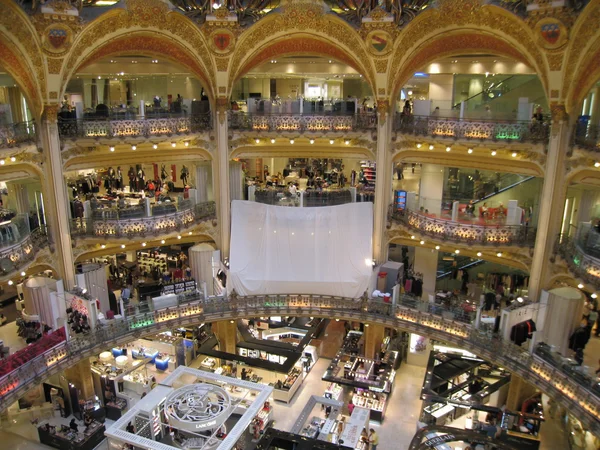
left=352, top=388, right=387, bottom=423
left=272, top=367, right=303, bottom=403
left=38, top=421, right=106, bottom=450
left=105, top=398, right=127, bottom=421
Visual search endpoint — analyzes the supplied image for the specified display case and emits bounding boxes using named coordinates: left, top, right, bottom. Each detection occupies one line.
left=352, top=388, right=387, bottom=423
left=324, top=382, right=343, bottom=401
left=272, top=367, right=303, bottom=403
left=105, top=398, right=127, bottom=421
left=38, top=421, right=106, bottom=450
left=155, top=354, right=170, bottom=371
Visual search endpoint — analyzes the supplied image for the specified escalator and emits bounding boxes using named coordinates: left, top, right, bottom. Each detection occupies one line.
left=444, top=173, right=535, bottom=206
left=437, top=255, right=485, bottom=279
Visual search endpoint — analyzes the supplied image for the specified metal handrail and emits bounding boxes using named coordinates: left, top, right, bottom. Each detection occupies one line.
left=392, top=114, right=549, bottom=143
left=228, top=111, right=377, bottom=131
left=69, top=201, right=216, bottom=239
left=0, top=226, right=49, bottom=277
left=573, top=123, right=600, bottom=151
left=57, top=113, right=212, bottom=139
left=555, top=234, right=600, bottom=289
left=0, top=120, right=37, bottom=149
left=0, top=292, right=598, bottom=434
left=389, top=207, right=537, bottom=247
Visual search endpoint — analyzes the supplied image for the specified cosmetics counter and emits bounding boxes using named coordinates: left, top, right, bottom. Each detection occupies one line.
left=37, top=420, right=105, bottom=450
left=339, top=406, right=370, bottom=450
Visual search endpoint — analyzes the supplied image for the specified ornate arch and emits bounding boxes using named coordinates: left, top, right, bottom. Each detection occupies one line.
left=60, top=2, right=215, bottom=102
left=563, top=0, right=600, bottom=112
left=228, top=2, right=376, bottom=95
left=387, top=2, right=547, bottom=102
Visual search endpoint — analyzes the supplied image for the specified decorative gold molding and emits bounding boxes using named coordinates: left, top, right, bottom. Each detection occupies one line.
left=374, top=58, right=388, bottom=73
left=43, top=103, right=59, bottom=123
left=47, top=57, right=63, bottom=74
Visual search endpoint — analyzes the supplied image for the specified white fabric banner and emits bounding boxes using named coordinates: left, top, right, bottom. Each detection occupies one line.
left=228, top=200, right=373, bottom=297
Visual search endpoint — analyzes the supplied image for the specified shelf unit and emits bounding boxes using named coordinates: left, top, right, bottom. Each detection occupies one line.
left=360, top=161, right=376, bottom=183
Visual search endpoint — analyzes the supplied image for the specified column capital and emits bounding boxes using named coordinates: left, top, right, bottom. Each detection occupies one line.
left=42, top=103, right=60, bottom=124
left=376, top=98, right=390, bottom=125
left=550, top=102, right=569, bottom=123
left=216, top=96, right=229, bottom=125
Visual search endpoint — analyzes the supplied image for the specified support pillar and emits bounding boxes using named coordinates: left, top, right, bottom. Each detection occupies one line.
left=418, top=164, right=445, bottom=215
left=213, top=320, right=238, bottom=354
left=528, top=106, right=572, bottom=300
left=363, top=323, right=385, bottom=359
left=373, top=99, right=393, bottom=263
left=40, top=104, right=75, bottom=289
left=414, top=247, right=439, bottom=301
left=214, top=98, right=231, bottom=258
left=9, top=183, right=30, bottom=215
left=506, top=374, right=538, bottom=411
left=64, top=359, right=95, bottom=400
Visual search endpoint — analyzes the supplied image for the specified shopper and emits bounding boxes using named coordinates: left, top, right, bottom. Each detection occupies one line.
left=347, top=400, right=355, bottom=415
left=241, top=368, right=247, bottom=381
left=368, top=428, right=379, bottom=450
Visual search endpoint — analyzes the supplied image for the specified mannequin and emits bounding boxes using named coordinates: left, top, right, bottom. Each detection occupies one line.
left=116, top=166, right=123, bottom=190
left=180, top=165, right=189, bottom=186
left=107, top=167, right=115, bottom=189
left=128, top=166, right=136, bottom=191
left=161, top=164, right=168, bottom=182
left=137, top=168, right=145, bottom=192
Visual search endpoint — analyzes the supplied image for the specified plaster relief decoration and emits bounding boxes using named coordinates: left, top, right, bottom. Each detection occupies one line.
left=210, top=28, right=235, bottom=54
left=43, top=24, right=73, bottom=54
left=366, top=30, right=393, bottom=56
left=536, top=17, right=568, bottom=50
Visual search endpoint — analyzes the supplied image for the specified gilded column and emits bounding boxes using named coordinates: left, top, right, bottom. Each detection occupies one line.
left=213, top=320, right=238, bottom=354
left=39, top=104, right=76, bottom=288
left=528, top=104, right=571, bottom=300
left=214, top=97, right=231, bottom=257
left=373, top=99, right=393, bottom=263
left=363, top=323, right=385, bottom=359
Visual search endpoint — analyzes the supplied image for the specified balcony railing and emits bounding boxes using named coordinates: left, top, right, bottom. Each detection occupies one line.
left=228, top=112, right=377, bottom=132
left=555, top=233, right=600, bottom=288
left=57, top=113, right=212, bottom=139
left=393, top=114, right=549, bottom=143
left=390, top=208, right=536, bottom=247
left=0, top=293, right=599, bottom=433
left=0, top=226, right=49, bottom=277
left=70, top=201, right=216, bottom=239
left=253, top=188, right=357, bottom=207
left=573, top=123, right=600, bottom=151
left=0, top=121, right=37, bottom=149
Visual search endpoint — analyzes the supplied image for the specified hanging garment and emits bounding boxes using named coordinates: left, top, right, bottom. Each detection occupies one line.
left=510, top=319, right=537, bottom=346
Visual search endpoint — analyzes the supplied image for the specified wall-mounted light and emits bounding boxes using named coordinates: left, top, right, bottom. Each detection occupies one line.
left=454, top=249, right=460, bottom=254
left=255, top=138, right=260, bottom=144
left=446, top=146, right=451, bottom=152
left=153, top=144, right=158, bottom=150
left=416, top=143, right=422, bottom=149
left=309, top=139, right=315, bottom=144
left=496, top=252, right=502, bottom=257
left=184, top=141, right=189, bottom=147
left=477, top=252, right=482, bottom=257
left=101, top=244, right=106, bottom=249
left=8, top=280, right=13, bottom=286
left=177, top=235, right=182, bottom=240
left=10, top=156, right=16, bottom=162
left=270, top=139, right=275, bottom=144
left=435, top=245, right=440, bottom=250
left=20, top=271, right=26, bottom=276
left=330, top=139, right=335, bottom=144
left=491, top=150, right=497, bottom=156
left=345, top=140, right=350, bottom=145
left=595, top=162, right=600, bottom=168
left=142, top=242, right=147, bottom=247
left=420, top=240, right=425, bottom=245
left=467, top=148, right=473, bottom=154
left=171, top=142, right=176, bottom=148
left=512, top=152, right=517, bottom=157
left=289, top=139, right=294, bottom=144
left=0, top=160, right=5, bottom=165
left=109, top=146, right=115, bottom=152
left=131, top=145, right=136, bottom=151
left=161, top=239, right=165, bottom=244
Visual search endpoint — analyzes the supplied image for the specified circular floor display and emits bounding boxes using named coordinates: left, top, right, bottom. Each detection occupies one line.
left=164, top=383, right=232, bottom=433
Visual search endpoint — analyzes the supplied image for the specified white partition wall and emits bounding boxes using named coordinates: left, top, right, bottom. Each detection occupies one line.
left=75, top=263, right=110, bottom=315
left=229, top=201, right=373, bottom=297
left=189, top=243, right=218, bottom=296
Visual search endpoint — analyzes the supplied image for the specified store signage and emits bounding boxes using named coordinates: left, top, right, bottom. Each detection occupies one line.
left=163, top=280, right=197, bottom=295
left=423, top=434, right=456, bottom=447
left=195, top=420, right=217, bottom=429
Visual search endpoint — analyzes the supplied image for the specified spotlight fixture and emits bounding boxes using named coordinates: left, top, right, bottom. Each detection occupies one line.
left=142, top=242, right=147, bottom=247
left=446, top=146, right=451, bottom=152
left=20, top=271, right=26, bottom=276
left=184, top=141, right=189, bottom=147
left=330, top=139, right=335, bottom=144
left=477, top=252, right=482, bottom=257
left=435, top=245, right=440, bottom=250
left=416, top=143, right=422, bottom=149
left=429, top=144, right=434, bottom=150
left=8, top=280, right=13, bottom=286
left=131, top=145, right=136, bottom=151
left=161, top=239, right=165, bottom=244
left=153, top=144, right=158, bottom=149
left=270, top=138, right=275, bottom=144
left=345, top=140, right=350, bottom=145
left=121, top=244, right=126, bottom=249
left=496, top=252, right=502, bottom=257
left=491, top=150, right=497, bottom=156
left=309, top=139, right=315, bottom=144
left=109, top=146, right=115, bottom=152
left=289, top=139, right=294, bottom=144
left=255, top=138, right=260, bottom=144
left=454, top=249, right=460, bottom=254
left=467, top=148, right=473, bottom=154
left=512, top=152, right=517, bottom=157
left=10, top=156, right=16, bottom=162
left=171, top=142, right=176, bottom=147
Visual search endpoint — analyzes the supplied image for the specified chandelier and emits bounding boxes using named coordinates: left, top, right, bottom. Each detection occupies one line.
left=324, top=0, right=431, bottom=27
left=169, top=0, right=280, bottom=27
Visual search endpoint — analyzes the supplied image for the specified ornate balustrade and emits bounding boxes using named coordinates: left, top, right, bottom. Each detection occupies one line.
left=555, top=235, right=600, bottom=289
left=573, top=123, right=600, bottom=151
left=390, top=208, right=536, bottom=247
left=0, top=121, right=37, bottom=149
left=70, top=201, right=216, bottom=239
left=57, top=114, right=212, bottom=140
left=0, top=226, right=49, bottom=277
left=0, top=292, right=598, bottom=433
left=393, top=114, right=549, bottom=143
left=228, top=112, right=377, bottom=132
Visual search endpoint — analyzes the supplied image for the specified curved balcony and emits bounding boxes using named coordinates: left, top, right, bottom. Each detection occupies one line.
left=69, top=200, right=216, bottom=239
left=0, top=226, right=49, bottom=277
left=253, top=187, right=360, bottom=207
left=228, top=112, right=377, bottom=132
left=0, top=121, right=37, bottom=149
left=555, top=225, right=600, bottom=288
left=390, top=208, right=536, bottom=247
left=573, top=122, right=600, bottom=151
left=57, top=113, right=212, bottom=140
left=0, top=293, right=598, bottom=433
left=393, top=114, right=549, bottom=144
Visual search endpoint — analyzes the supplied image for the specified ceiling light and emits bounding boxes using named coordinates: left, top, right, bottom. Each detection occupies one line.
left=491, top=150, right=497, bottom=156
left=345, top=140, right=350, bottom=145
left=328, top=60, right=332, bottom=63
left=131, top=145, right=136, bottom=150
left=188, top=231, right=193, bottom=235
left=446, top=146, right=451, bottom=152
left=10, top=156, right=16, bottom=162
left=177, top=235, right=182, bottom=240
left=161, top=239, right=165, bottom=244
left=411, top=235, right=415, bottom=239
left=578, top=283, right=584, bottom=289
left=8, top=280, right=13, bottom=286
left=289, top=139, right=294, bottom=144
left=184, top=141, right=189, bottom=147
left=455, top=249, right=460, bottom=254
left=171, top=142, right=176, bottom=147
left=595, top=162, right=600, bottom=168
left=309, top=139, right=315, bottom=144
left=330, top=139, right=335, bottom=144
left=270, top=138, right=275, bottom=144
left=420, top=240, right=425, bottom=245
left=467, top=148, right=473, bottom=154
left=153, top=144, right=158, bottom=149
left=429, top=144, right=434, bottom=150
left=0, top=159, right=4, bottom=165
left=496, top=252, right=502, bottom=257
left=121, top=244, right=126, bottom=249
left=101, top=244, right=106, bottom=249
left=435, top=245, right=440, bottom=250
left=517, top=297, right=524, bottom=303
left=416, top=143, right=422, bottom=149
left=255, top=138, right=260, bottom=144
left=592, top=293, right=598, bottom=299
left=109, top=146, right=115, bottom=152
left=20, top=271, right=26, bottom=276
left=512, top=152, right=517, bottom=157
left=477, top=252, right=482, bottom=257
left=142, top=242, right=147, bottom=247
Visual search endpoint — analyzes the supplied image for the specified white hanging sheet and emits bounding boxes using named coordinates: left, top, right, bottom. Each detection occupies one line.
left=228, top=200, right=373, bottom=297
